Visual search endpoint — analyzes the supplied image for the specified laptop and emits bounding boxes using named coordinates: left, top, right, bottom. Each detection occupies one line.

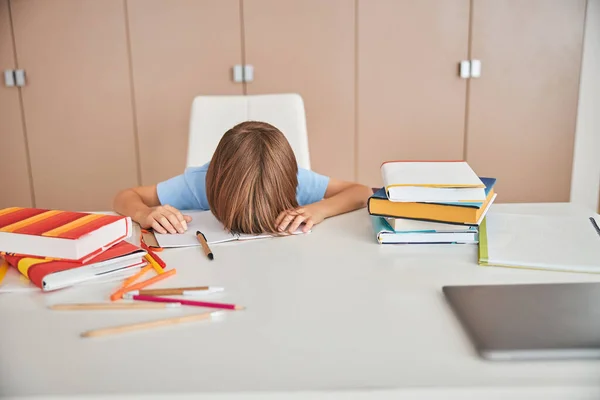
left=443, top=282, right=600, bottom=361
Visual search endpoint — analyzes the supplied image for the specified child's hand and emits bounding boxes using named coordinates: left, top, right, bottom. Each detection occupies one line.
left=275, top=204, right=325, bottom=234
left=137, top=205, right=192, bottom=234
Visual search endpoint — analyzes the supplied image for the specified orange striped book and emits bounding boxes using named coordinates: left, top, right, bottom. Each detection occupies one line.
left=0, top=207, right=132, bottom=261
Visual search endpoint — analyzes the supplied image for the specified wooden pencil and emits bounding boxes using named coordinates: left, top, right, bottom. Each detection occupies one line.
left=49, top=302, right=181, bottom=310
left=81, top=311, right=221, bottom=338
left=110, top=268, right=176, bottom=301
left=132, top=286, right=223, bottom=296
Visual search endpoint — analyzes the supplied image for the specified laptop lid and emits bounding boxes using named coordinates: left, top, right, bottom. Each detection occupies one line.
left=443, top=282, right=600, bottom=361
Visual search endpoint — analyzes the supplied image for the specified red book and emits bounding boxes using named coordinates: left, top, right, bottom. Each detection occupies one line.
left=0, top=207, right=132, bottom=261
left=3, top=241, right=146, bottom=291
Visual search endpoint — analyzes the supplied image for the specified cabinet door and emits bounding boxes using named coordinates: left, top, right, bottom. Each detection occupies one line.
left=127, top=0, right=244, bottom=185
left=466, top=0, right=587, bottom=202
left=0, top=0, right=32, bottom=208
left=243, top=0, right=356, bottom=181
left=357, top=0, right=470, bottom=187
left=10, top=0, right=139, bottom=211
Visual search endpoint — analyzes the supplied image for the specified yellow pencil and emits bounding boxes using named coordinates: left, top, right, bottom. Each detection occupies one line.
left=144, top=254, right=164, bottom=275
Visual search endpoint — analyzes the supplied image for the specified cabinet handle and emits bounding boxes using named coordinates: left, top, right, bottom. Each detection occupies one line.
left=15, top=69, right=26, bottom=87
left=459, top=60, right=471, bottom=78
left=233, top=65, right=243, bottom=83
left=4, top=70, right=15, bottom=87
left=243, top=65, right=254, bottom=83
left=470, top=60, right=481, bottom=78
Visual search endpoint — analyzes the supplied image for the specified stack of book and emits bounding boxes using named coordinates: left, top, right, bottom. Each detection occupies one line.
left=369, top=160, right=497, bottom=244
left=0, top=207, right=147, bottom=292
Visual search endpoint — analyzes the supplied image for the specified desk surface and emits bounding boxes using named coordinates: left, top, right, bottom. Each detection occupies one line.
left=2, top=203, right=600, bottom=400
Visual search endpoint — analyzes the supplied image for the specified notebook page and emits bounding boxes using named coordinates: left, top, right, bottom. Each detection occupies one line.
left=154, top=211, right=235, bottom=247
left=483, top=213, right=600, bottom=272
left=381, top=161, right=483, bottom=188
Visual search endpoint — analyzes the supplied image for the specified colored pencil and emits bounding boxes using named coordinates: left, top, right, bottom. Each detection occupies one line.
left=121, top=263, right=153, bottom=288
left=128, top=286, right=224, bottom=296
left=196, top=231, right=214, bottom=260
left=140, top=241, right=166, bottom=268
left=49, top=302, right=181, bottom=310
left=81, top=311, right=223, bottom=338
left=144, top=254, right=164, bottom=275
left=110, top=268, right=176, bottom=301
left=0, top=259, right=8, bottom=285
left=125, top=293, right=244, bottom=310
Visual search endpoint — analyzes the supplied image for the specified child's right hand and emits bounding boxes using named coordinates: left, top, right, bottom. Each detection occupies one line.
left=137, top=205, right=192, bottom=234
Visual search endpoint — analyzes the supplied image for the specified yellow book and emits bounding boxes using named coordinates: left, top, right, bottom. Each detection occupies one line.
left=368, top=188, right=496, bottom=225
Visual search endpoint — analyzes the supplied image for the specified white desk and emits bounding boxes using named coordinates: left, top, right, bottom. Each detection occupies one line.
left=2, top=203, right=600, bottom=400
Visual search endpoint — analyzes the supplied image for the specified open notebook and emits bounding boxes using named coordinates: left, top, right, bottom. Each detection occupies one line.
left=153, top=210, right=307, bottom=248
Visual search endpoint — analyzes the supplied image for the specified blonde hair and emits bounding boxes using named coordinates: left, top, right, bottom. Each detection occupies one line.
left=206, top=121, right=298, bottom=234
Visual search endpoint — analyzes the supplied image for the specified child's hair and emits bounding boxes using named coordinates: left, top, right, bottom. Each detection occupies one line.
left=206, top=121, right=299, bottom=235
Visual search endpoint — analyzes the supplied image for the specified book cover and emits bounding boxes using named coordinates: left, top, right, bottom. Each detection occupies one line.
left=3, top=241, right=145, bottom=290
left=478, top=213, right=600, bottom=274
left=381, top=161, right=486, bottom=202
left=371, top=216, right=478, bottom=244
left=0, top=207, right=132, bottom=261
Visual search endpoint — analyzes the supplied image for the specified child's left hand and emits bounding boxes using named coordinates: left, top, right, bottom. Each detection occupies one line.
left=275, top=204, right=325, bottom=234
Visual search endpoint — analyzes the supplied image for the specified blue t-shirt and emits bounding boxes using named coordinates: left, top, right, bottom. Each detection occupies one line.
left=156, top=163, right=330, bottom=211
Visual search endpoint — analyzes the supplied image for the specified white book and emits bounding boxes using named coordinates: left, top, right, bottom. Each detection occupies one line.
left=381, top=161, right=485, bottom=202
left=154, top=210, right=307, bottom=248
left=479, top=213, right=600, bottom=273
left=385, top=218, right=476, bottom=232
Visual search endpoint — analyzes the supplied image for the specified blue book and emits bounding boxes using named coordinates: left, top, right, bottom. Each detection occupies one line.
left=371, top=216, right=479, bottom=244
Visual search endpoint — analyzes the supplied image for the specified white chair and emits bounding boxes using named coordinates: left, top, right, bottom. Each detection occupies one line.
left=186, top=93, right=311, bottom=169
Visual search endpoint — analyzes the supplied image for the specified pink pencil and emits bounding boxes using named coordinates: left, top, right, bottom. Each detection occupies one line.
left=124, top=293, right=244, bottom=310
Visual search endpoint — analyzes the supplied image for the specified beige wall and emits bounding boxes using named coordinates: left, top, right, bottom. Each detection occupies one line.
left=571, top=0, right=600, bottom=211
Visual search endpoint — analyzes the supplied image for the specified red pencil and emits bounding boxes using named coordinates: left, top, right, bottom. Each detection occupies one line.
left=140, top=241, right=166, bottom=268
left=124, top=293, right=244, bottom=310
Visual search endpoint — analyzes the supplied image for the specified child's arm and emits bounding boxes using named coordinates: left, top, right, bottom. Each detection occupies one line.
left=113, top=185, right=190, bottom=234
left=276, top=178, right=372, bottom=233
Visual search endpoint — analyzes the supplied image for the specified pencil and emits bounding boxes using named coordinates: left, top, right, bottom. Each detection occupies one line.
left=110, top=268, right=176, bottom=301
left=49, top=302, right=181, bottom=310
left=128, top=286, right=224, bottom=296
left=196, top=231, right=214, bottom=260
left=140, top=241, right=166, bottom=268
left=121, top=263, right=153, bottom=288
left=81, top=311, right=223, bottom=338
left=144, top=254, right=164, bottom=275
left=124, top=293, right=244, bottom=310
left=0, top=259, right=8, bottom=285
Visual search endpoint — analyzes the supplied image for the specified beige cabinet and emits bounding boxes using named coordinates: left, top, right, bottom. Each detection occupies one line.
left=243, top=0, right=356, bottom=181
left=9, top=0, right=139, bottom=211
left=127, top=0, right=244, bottom=185
left=0, top=0, right=32, bottom=208
left=357, top=0, right=471, bottom=187
left=466, top=0, right=587, bottom=203
left=0, top=0, right=589, bottom=210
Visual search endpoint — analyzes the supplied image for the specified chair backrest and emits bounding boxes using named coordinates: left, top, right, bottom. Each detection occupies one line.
left=186, top=93, right=311, bottom=170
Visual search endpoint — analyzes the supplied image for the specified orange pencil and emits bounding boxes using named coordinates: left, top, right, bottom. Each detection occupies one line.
left=110, top=268, right=176, bottom=301
left=121, top=263, right=153, bottom=288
